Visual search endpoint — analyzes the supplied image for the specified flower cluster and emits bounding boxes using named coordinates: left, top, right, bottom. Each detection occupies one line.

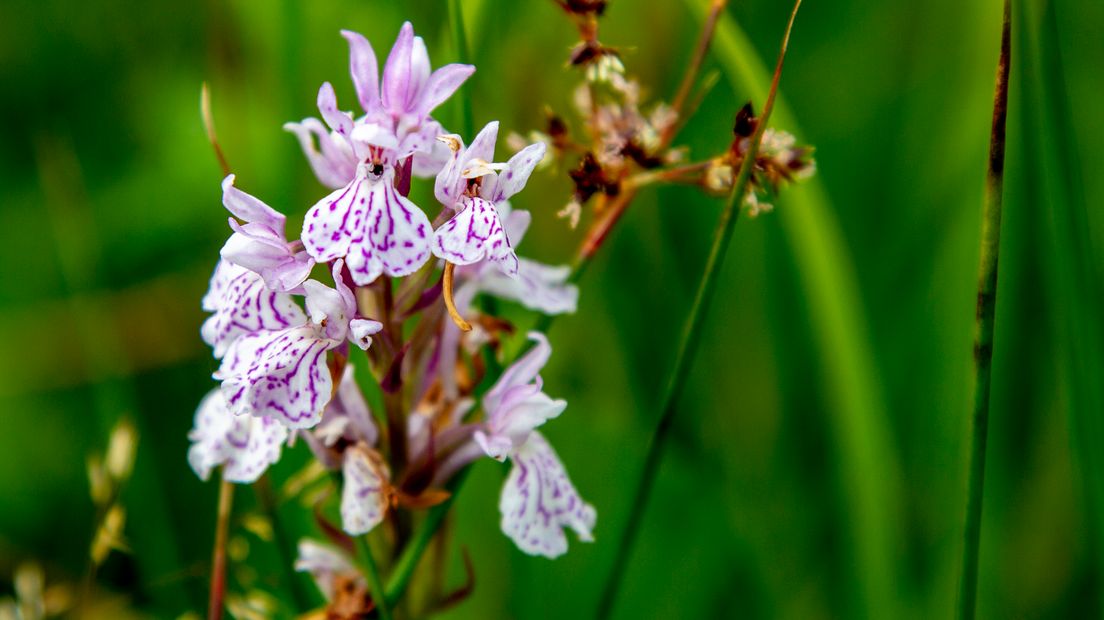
left=190, top=23, right=593, bottom=563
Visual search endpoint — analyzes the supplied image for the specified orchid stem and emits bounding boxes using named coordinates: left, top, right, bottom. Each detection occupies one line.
left=596, top=2, right=802, bottom=617
left=356, top=534, right=392, bottom=620
left=384, top=468, right=470, bottom=607
left=207, top=476, right=234, bottom=620
left=957, top=1, right=1011, bottom=619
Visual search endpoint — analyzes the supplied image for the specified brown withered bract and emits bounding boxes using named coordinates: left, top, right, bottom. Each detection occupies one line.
left=327, top=574, right=374, bottom=620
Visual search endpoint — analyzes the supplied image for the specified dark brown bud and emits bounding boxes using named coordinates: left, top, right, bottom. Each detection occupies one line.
left=733, top=102, right=756, bottom=138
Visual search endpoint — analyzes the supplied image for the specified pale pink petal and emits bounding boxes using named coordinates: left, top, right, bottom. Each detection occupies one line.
left=349, top=319, right=383, bottom=351
left=221, top=174, right=285, bottom=232
left=500, top=432, right=596, bottom=558
left=341, top=445, right=390, bottom=535
left=317, top=82, right=353, bottom=138
left=485, top=332, right=552, bottom=408
left=480, top=258, right=579, bottom=315
left=381, top=22, right=415, bottom=113
left=341, top=30, right=380, bottom=114
left=283, top=118, right=357, bottom=189
left=295, top=539, right=361, bottom=601
left=416, top=64, right=475, bottom=117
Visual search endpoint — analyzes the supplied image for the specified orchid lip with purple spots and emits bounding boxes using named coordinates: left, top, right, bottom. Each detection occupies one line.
left=301, top=163, right=432, bottom=286
left=431, top=121, right=547, bottom=276
left=187, top=388, right=288, bottom=483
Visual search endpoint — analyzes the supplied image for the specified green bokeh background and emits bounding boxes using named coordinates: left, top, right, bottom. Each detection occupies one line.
left=1, top=0, right=1102, bottom=617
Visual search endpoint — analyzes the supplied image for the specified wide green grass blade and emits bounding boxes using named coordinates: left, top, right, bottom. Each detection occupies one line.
left=686, top=1, right=903, bottom=617
left=1015, top=0, right=1104, bottom=607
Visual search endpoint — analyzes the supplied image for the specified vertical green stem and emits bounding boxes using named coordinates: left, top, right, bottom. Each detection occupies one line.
left=957, top=2, right=1011, bottom=619
left=356, top=535, right=392, bottom=620
left=596, top=2, right=802, bottom=617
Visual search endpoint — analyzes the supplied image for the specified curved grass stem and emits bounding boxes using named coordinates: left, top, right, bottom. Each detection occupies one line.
left=595, top=2, right=803, bottom=616
left=957, top=1, right=1011, bottom=619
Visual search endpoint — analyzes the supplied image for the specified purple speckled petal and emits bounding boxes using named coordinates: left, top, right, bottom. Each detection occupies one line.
left=283, top=118, right=358, bottom=190
left=432, top=195, right=517, bottom=274
left=341, top=444, right=390, bottom=535
left=216, top=326, right=335, bottom=429
left=295, top=539, right=362, bottom=602
left=187, top=388, right=288, bottom=483
left=301, top=172, right=371, bottom=264
left=416, top=63, right=475, bottom=117
left=341, top=30, right=380, bottom=114
left=317, top=82, right=353, bottom=138
left=201, top=262, right=307, bottom=358
left=409, top=120, right=451, bottom=177
left=499, top=432, right=596, bottom=559
left=480, top=258, right=579, bottom=315
left=488, top=142, right=547, bottom=203
left=302, top=263, right=357, bottom=342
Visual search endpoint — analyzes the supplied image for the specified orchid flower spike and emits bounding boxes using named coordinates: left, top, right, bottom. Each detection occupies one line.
left=431, top=121, right=547, bottom=278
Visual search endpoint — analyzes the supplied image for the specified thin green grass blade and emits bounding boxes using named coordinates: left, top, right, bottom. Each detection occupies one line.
left=685, top=1, right=903, bottom=617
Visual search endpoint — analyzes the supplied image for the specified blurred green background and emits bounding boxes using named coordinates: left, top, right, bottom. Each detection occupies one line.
left=1, top=0, right=1102, bottom=617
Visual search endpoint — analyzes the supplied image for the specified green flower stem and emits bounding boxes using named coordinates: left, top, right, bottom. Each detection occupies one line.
left=355, top=534, right=392, bottom=620
left=957, top=2, right=1011, bottom=619
left=384, top=468, right=471, bottom=607
left=596, top=2, right=802, bottom=617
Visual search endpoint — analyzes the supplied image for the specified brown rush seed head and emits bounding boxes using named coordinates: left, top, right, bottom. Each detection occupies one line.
left=733, top=102, right=757, bottom=138
left=569, top=151, right=617, bottom=204
left=555, top=0, right=608, bottom=17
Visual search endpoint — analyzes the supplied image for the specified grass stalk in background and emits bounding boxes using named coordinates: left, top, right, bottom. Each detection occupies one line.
left=1015, top=0, right=1104, bottom=607
left=688, top=1, right=904, bottom=616
left=957, top=2, right=1011, bottom=618
left=206, top=478, right=234, bottom=620
left=448, top=0, right=475, bottom=138
left=595, top=2, right=802, bottom=616
left=356, top=535, right=392, bottom=620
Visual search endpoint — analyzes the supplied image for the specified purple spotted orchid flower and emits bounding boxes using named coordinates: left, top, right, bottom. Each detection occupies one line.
left=432, top=121, right=547, bottom=276
left=474, top=332, right=566, bottom=460
left=301, top=161, right=433, bottom=285
left=219, top=175, right=315, bottom=292
left=469, top=332, right=596, bottom=558
left=187, top=388, right=288, bottom=483
left=215, top=261, right=383, bottom=429
left=285, top=23, right=475, bottom=189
